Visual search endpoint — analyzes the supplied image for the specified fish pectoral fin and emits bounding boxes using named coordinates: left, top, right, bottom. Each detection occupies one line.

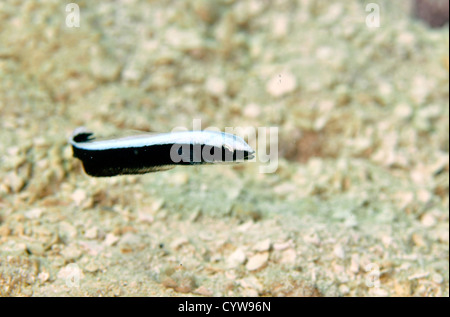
left=117, top=165, right=175, bottom=175
left=144, top=165, right=175, bottom=173
left=82, top=163, right=175, bottom=177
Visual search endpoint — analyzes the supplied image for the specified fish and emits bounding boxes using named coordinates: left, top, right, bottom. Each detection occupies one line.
left=69, top=127, right=255, bottom=177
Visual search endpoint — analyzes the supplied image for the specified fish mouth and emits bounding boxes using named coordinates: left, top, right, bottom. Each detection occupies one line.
left=233, top=150, right=255, bottom=162
left=244, top=150, right=255, bottom=160
left=217, top=148, right=255, bottom=163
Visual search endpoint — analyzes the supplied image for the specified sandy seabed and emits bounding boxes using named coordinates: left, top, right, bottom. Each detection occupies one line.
left=0, top=0, right=448, bottom=296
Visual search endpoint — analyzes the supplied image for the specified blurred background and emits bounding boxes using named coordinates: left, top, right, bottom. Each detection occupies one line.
left=0, top=0, right=448, bottom=296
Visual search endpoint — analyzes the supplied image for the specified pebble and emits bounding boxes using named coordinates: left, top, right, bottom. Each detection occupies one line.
left=432, top=273, right=443, bottom=284
left=273, top=240, right=292, bottom=251
left=238, top=276, right=263, bottom=292
left=192, top=0, right=218, bottom=24
left=241, top=288, right=259, bottom=297
left=381, top=235, right=393, bottom=247
left=71, top=188, right=87, bottom=206
left=84, top=226, right=98, bottom=239
left=5, top=171, right=26, bottom=193
left=272, top=14, right=289, bottom=38
left=266, top=71, right=297, bottom=97
left=78, top=240, right=104, bottom=256
left=71, top=188, right=93, bottom=208
left=303, top=231, right=321, bottom=246
left=25, top=208, right=43, bottom=219
left=0, top=225, right=11, bottom=237
left=119, top=233, right=142, bottom=248
left=90, top=56, right=121, bottom=82
left=27, top=242, right=45, bottom=256
left=420, top=212, right=437, bottom=228
left=394, top=103, right=413, bottom=119
left=169, top=173, right=189, bottom=186
left=170, top=237, right=189, bottom=250
left=411, top=233, right=427, bottom=247
left=369, top=287, right=389, bottom=297
left=150, top=198, right=165, bottom=212
left=227, top=248, right=246, bottom=268
left=6, top=146, right=20, bottom=156
left=103, top=233, right=120, bottom=246
left=165, top=28, right=203, bottom=51
left=58, top=221, right=77, bottom=242
left=193, top=286, right=213, bottom=296
left=237, top=221, right=254, bottom=232
left=60, top=244, right=82, bottom=260
left=417, top=189, right=431, bottom=203
left=246, top=252, right=269, bottom=271
left=339, top=284, right=350, bottom=296
left=122, top=63, right=143, bottom=82
left=243, top=103, right=261, bottom=119
left=38, top=271, right=50, bottom=284
left=137, top=210, right=154, bottom=224
left=333, top=244, right=346, bottom=260
left=205, top=76, right=227, bottom=97
left=57, top=264, right=83, bottom=282
left=314, top=116, right=328, bottom=131
left=411, top=75, right=431, bottom=104
left=252, top=238, right=271, bottom=252
left=84, top=261, right=100, bottom=273
left=350, top=253, right=360, bottom=274
left=408, top=272, right=430, bottom=280
left=280, top=248, right=296, bottom=264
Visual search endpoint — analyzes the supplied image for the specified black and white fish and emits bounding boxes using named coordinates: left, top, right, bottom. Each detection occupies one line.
left=70, top=127, right=255, bottom=177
